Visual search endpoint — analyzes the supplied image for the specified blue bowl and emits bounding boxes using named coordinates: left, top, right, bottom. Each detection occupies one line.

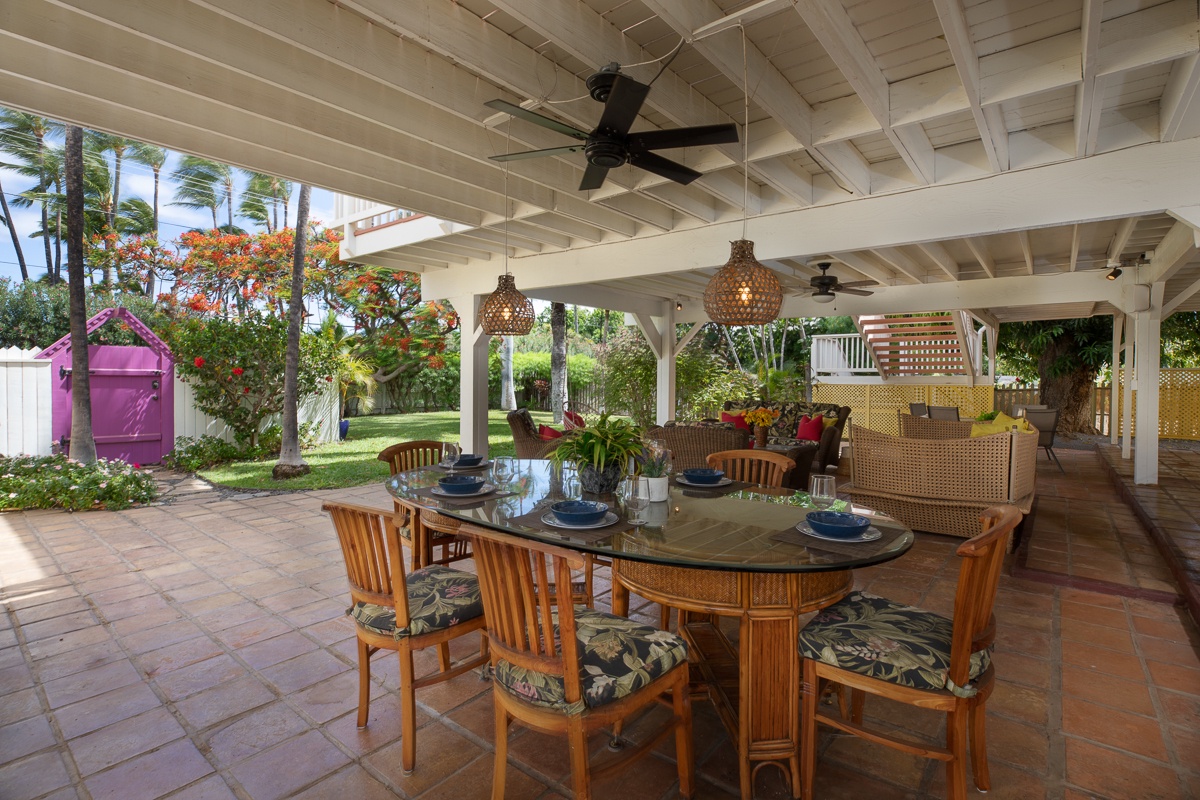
left=453, top=453, right=484, bottom=467
left=437, top=475, right=486, bottom=495
left=806, top=511, right=871, bottom=539
left=551, top=500, right=609, bottom=526
left=682, top=468, right=724, bottom=485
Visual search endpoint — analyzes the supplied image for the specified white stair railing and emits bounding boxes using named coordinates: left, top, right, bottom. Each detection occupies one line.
left=811, top=334, right=878, bottom=378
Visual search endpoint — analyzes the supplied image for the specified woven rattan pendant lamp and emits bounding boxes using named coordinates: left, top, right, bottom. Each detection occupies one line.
left=480, top=132, right=535, bottom=336
left=703, top=28, right=782, bottom=326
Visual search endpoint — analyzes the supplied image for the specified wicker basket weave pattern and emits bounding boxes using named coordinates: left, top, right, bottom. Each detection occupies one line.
left=645, top=425, right=751, bottom=472
left=898, top=414, right=974, bottom=440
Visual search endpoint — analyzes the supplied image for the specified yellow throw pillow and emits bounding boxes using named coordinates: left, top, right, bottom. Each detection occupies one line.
left=970, top=421, right=1007, bottom=437
left=821, top=415, right=838, bottom=429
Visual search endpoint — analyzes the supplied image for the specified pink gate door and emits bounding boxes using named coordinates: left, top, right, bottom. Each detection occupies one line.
left=77, top=345, right=167, bottom=464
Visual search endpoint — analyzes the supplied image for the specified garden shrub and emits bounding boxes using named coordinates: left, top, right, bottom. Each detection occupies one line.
left=162, top=435, right=244, bottom=471
left=0, top=455, right=158, bottom=511
left=489, top=351, right=597, bottom=407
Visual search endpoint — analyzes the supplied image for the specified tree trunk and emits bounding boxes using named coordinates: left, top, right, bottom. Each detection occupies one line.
left=53, top=210, right=62, bottom=283
left=274, top=186, right=312, bottom=479
left=37, top=134, right=52, bottom=276
left=1038, top=338, right=1099, bottom=435
left=146, top=166, right=159, bottom=296
left=500, top=335, right=516, bottom=411
left=64, top=126, right=97, bottom=464
left=551, top=301, right=566, bottom=423
left=0, top=176, right=28, bottom=281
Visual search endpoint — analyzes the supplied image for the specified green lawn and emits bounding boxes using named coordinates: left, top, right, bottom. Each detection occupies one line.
left=199, top=410, right=555, bottom=491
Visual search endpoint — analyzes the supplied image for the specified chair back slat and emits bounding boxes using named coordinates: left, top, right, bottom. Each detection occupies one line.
left=378, top=440, right=445, bottom=475
left=458, top=524, right=587, bottom=691
left=324, top=501, right=412, bottom=628
left=706, top=449, right=794, bottom=488
left=929, top=405, right=960, bottom=421
left=947, top=505, right=1022, bottom=689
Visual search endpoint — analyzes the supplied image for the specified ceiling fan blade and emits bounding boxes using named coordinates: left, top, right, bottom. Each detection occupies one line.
left=838, top=288, right=874, bottom=296
left=595, top=75, right=650, bottom=136
left=627, top=124, right=739, bottom=151
left=579, top=162, right=611, bottom=191
left=484, top=100, right=589, bottom=140
left=490, top=145, right=584, bottom=162
left=836, top=280, right=876, bottom=288
left=627, top=151, right=702, bottom=185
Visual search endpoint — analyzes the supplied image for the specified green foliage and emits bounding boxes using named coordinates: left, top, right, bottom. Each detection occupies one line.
left=488, top=351, right=597, bottom=404
left=163, top=435, right=244, bottom=471
left=166, top=313, right=337, bottom=448
left=551, top=413, right=643, bottom=471
left=0, top=280, right=174, bottom=349
left=997, top=318, right=1114, bottom=381
left=976, top=410, right=999, bottom=421
left=0, top=455, right=157, bottom=511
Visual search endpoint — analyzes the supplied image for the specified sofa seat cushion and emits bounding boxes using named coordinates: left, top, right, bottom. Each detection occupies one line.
left=349, top=565, right=484, bottom=638
left=798, top=591, right=990, bottom=697
left=720, top=410, right=751, bottom=430
left=494, top=608, right=688, bottom=715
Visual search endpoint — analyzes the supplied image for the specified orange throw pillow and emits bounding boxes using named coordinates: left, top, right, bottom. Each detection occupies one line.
left=795, top=415, right=824, bottom=442
left=721, top=410, right=751, bottom=431
left=538, top=424, right=564, bottom=440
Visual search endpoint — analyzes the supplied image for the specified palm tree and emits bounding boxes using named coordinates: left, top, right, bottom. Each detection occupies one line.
left=127, top=142, right=165, bottom=238
left=273, top=184, right=312, bottom=479
left=0, top=111, right=61, bottom=279
left=118, top=198, right=155, bottom=237
left=0, top=171, right=26, bottom=281
left=85, top=133, right=134, bottom=236
left=64, top=125, right=97, bottom=463
left=171, top=155, right=233, bottom=230
left=551, top=301, right=567, bottom=423
left=240, top=171, right=292, bottom=232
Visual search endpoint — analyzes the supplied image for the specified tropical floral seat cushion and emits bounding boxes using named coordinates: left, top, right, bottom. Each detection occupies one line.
left=349, top=565, right=484, bottom=639
left=722, top=400, right=842, bottom=445
left=494, top=608, right=688, bottom=715
left=797, top=592, right=990, bottom=697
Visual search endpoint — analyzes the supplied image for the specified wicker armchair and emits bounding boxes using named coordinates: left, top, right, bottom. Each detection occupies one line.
left=506, top=408, right=563, bottom=459
left=898, top=413, right=973, bottom=440
left=722, top=400, right=850, bottom=473
left=644, top=424, right=750, bottom=472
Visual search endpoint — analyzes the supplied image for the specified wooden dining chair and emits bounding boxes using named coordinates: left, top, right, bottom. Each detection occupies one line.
left=378, top=441, right=471, bottom=568
left=323, top=501, right=489, bottom=775
left=456, top=522, right=694, bottom=800
left=798, top=505, right=1022, bottom=800
left=928, top=405, right=961, bottom=421
left=705, top=449, right=795, bottom=488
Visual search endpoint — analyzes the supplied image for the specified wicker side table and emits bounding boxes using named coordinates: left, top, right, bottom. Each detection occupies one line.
left=765, top=441, right=819, bottom=491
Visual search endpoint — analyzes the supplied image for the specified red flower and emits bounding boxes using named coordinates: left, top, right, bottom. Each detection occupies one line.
left=133, top=462, right=141, bottom=469
left=325, top=376, right=333, bottom=382
left=232, top=367, right=244, bottom=376
left=243, top=386, right=250, bottom=394
left=193, top=357, right=205, bottom=368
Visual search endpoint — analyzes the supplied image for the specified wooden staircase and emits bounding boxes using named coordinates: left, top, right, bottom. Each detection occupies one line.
left=855, top=312, right=977, bottom=381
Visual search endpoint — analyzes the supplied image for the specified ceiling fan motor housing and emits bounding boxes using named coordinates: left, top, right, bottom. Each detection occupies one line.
left=586, top=63, right=622, bottom=103
left=585, top=137, right=628, bottom=168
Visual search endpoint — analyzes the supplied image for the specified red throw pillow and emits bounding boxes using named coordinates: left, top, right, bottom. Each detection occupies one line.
left=720, top=410, right=751, bottom=431
left=796, top=414, right=824, bottom=442
left=564, top=410, right=585, bottom=430
left=538, top=424, right=564, bottom=440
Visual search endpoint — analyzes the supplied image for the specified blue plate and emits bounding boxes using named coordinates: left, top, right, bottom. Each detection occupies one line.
left=805, top=511, right=871, bottom=539
left=437, top=475, right=486, bottom=495
left=681, top=468, right=724, bottom=485
left=550, top=500, right=609, bottom=526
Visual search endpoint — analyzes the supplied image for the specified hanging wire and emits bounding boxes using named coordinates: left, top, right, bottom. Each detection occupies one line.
left=542, top=35, right=686, bottom=103
left=742, top=24, right=750, bottom=240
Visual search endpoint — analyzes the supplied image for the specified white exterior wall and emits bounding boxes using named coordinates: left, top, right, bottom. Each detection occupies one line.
left=0, top=348, right=53, bottom=457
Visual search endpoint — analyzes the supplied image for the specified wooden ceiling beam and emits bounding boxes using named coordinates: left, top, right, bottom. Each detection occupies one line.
left=835, top=251, right=907, bottom=286
left=1018, top=231, right=1035, bottom=274
left=964, top=237, right=997, bottom=279
left=1161, top=53, right=1200, bottom=141
left=916, top=241, right=961, bottom=280
left=1107, top=217, right=1139, bottom=265
left=872, top=247, right=928, bottom=283
left=932, top=0, right=1009, bottom=171
left=1075, top=0, right=1105, bottom=158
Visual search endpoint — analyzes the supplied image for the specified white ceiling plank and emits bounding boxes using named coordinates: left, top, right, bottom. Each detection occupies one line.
left=529, top=285, right=668, bottom=317
left=1107, top=217, right=1138, bottom=264
left=457, top=227, right=541, bottom=254
left=980, top=32, right=1081, bottom=107
left=1168, top=206, right=1200, bottom=243
left=524, top=213, right=605, bottom=244
left=1161, top=54, right=1200, bottom=141
left=793, top=0, right=936, bottom=184
left=1070, top=225, right=1082, bottom=272
left=637, top=0, right=874, bottom=198
left=690, top=0, right=793, bottom=39
left=932, top=0, right=1009, bottom=171
left=1147, top=221, right=1199, bottom=283
left=643, top=184, right=720, bottom=224
left=964, top=237, right=996, bottom=278
left=872, top=247, right=928, bottom=283
left=1098, top=0, right=1199, bottom=78
left=829, top=251, right=903, bottom=286
left=504, top=221, right=573, bottom=249
left=1075, top=0, right=1105, bottom=158
left=916, top=241, right=960, bottom=280
left=1163, top=274, right=1200, bottom=316
left=1018, top=230, right=1035, bottom=274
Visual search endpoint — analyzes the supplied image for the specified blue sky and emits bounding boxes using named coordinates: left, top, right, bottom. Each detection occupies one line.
left=0, top=144, right=338, bottom=285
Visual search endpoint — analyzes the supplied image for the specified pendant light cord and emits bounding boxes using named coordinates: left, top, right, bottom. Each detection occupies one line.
left=503, top=124, right=511, bottom=277
left=741, top=25, right=749, bottom=241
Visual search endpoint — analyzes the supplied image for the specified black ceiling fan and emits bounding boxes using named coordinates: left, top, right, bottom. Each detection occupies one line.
left=485, top=63, right=739, bottom=191
left=798, top=262, right=875, bottom=304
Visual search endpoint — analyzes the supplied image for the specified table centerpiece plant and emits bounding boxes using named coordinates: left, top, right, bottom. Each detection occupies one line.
left=635, top=448, right=671, bottom=502
left=743, top=406, right=781, bottom=448
left=552, top=413, right=643, bottom=495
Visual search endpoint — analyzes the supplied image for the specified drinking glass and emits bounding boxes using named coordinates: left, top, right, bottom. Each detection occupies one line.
left=808, top=474, right=838, bottom=510
left=491, top=456, right=514, bottom=488
left=439, top=442, right=460, bottom=469
left=624, top=478, right=650, bottom=526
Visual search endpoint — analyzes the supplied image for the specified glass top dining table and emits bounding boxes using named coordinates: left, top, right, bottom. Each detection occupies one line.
left=384, top=458, right=913, bottom=574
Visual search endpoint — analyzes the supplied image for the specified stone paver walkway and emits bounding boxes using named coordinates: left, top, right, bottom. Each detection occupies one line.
left=1, top=450, right=1198, bottom=799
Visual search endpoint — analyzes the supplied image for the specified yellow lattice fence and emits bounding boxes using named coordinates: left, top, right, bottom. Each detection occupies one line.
left=1113, top=369, right=1200, bottom=440
left=814, top=384, right=994, bottom=436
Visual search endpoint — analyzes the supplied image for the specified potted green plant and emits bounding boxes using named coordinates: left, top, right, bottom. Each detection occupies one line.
left=636, top=448, right=671, bottom=502
left=552, top=413, right=643, bottom=495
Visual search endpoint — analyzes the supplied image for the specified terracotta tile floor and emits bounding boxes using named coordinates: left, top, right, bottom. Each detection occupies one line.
left=1, top=450, right=1198, bottom=799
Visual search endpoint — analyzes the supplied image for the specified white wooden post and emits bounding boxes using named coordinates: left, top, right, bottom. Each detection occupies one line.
left=1122, top=315, right=1135, bottom=460
left=633, top=302, right=676, bottom=425
left=1133, top=283, right=1165, bottom=483
left=452, top=294, right=491, bottom=456
left=1111, top=314, right=1123, bottom=445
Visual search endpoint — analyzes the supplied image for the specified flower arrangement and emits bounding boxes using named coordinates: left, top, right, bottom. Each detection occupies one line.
left=743, top=407, right=780, bottom=428
left=635, top=448, right=671, bottom=478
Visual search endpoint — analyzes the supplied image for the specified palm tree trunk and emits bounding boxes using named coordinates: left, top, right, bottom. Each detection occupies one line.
left=37, top=134, right=52, bottom=276
left=64, top=126, right=97, bottom=463
left=40, top=203, right=52, bottom=277
left=0, top=176, right=28, bottom=281
left=210, top=204, right=218, bottom=230
left=500, top=335, right=516, bottom=411
left=551, top=302, right=566, bottom=424
left=273, top=185, right=311, bottom=479
left=146, top=167, right=160, bottom=296
left=53, top=210, right=62, bottom=283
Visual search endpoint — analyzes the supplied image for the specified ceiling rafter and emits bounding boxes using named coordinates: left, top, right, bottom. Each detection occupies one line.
left=931, top=0, right=1008, bottom=171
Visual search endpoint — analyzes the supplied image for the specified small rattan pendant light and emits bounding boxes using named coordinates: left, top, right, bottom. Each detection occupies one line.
left=703, top=27, right=782, bottom=326
left=480, top=127, right=535, bottom=336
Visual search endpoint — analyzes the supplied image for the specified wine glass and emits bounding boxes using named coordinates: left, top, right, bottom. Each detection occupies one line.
left=808, top=474, right=838, bottom=510
left=491, top=456, right=514, bottom=488
left=624, top=478, right=650, bottom=526
left=439, top=442, right=460, bottom=470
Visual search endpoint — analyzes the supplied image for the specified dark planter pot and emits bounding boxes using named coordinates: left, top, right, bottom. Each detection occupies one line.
left=338, top=419, right=350, bottom=440
left=579, top=462, right=624, bottom=495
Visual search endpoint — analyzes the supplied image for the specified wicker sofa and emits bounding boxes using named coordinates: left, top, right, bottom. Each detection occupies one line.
left=644, top=423, right=750, bottom=472
left=506, top=408, right=566, bottom=459
left=721, top=399, right=850, bottom=473
left=845, top=414, right=1038, bottom=540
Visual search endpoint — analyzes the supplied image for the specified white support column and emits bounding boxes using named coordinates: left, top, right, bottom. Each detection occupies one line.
left=633, top=302, right=677, bottom=425
left=1110, top=314, right=1123, bottom=445
left=451, top=294, right=491, bottom=456
left=1133, top=283, right=1166, bottom=484
left=1122, top=314, right=1135, bottom=459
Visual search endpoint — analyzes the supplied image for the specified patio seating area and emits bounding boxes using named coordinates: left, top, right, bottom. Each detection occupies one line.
left=2, top=447, right=1198, bottom=799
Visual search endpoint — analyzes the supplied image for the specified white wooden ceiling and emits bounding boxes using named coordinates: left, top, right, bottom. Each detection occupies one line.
left=3, top=0, right=1200, bottom=323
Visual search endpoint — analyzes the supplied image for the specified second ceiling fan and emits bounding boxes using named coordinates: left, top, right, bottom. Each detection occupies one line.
left=486, top=63, right=739, bottom=191
left=797, top=262, right=876, bottom=303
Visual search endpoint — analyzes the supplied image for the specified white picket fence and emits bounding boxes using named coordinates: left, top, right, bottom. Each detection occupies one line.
left=0, top=347, right=339, bottom=459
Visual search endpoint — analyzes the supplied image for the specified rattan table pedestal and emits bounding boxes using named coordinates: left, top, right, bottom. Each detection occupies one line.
left=611, top=560, right=853, bottom=800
